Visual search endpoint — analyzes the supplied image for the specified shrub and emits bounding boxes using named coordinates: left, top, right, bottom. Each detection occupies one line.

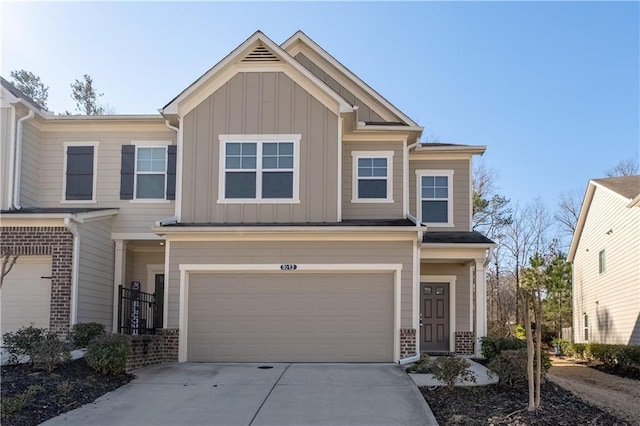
left=515, top=324, right=526, bottom=340
left=618, top=345, right=640, bottom=367
left=480, top=335, right=526, bottom=360
left=571, top=343, right=587, bottom=360
left=1, top=385, right=44, bottom=415
left=406, top=353, right=432, bottom=374
left=552, top=338, right=571, bottom=356
left=69, top=322, right=105, bottom=348
left=1, top=325, right=47, bottom=364
left=30, top=332, right=71, bottom=373
left=487, top=349, right=551, bottom=388
left=590, top=343, right=623, bottom=367
left=86, top=333, right=130, bottom=375
left=430, top=356, right=476, bottom=391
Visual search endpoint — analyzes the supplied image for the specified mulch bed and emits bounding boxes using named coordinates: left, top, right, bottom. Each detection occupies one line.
left=420, top=380, right=629, bottom=425
left=590, top=364, right=640, bottom=381
left=1, top=359, right=133, bottom=426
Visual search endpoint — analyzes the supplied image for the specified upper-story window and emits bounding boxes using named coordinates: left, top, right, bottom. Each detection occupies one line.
left=62, top=141, right=99, bottom=203
left=599, top=249, right=606, bottom=274
left=120, top=142, right=176, bottom=201
left=417, top=170, right=454, bottom=226
left=218, top=135, right=300, bottom=203
left=351, top=151, right=393, bottom=203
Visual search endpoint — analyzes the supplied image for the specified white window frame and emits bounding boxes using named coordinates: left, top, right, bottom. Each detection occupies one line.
left=61, top=141, right=99, bottom=204
left=351, top=151, right=394, bottom=203
left=416, top=169, right=454, bottom=227
left=217, top=134, right=301, bottom=204
left=583, top=313, right=589, bottom=341
left=133, top=144, right=168, bottom=202
left=598, top=249, right=606, bottom=274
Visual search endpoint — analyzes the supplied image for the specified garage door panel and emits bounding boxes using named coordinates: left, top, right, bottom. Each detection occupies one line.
left=187, top=273, right=394, bottom=362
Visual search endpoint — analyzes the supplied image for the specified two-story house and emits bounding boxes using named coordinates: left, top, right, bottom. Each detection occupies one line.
left=569, top=175, right=640, bottom=345
left=0, top=31, right=494, bottom=363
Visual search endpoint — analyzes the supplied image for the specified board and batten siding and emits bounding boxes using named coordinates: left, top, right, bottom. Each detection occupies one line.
left=76, top=218, right=115, bottom=330
left=180, top=72, right=339, bottom=224
left=167, top=240, right=414, bottom=329
left=294, top=53, right=385, bottom=124
left=342, top=141, right=403, bottom=219
left=573, top=187, right=640, bottom=345
left=37, top=129, right=175, bottom=234
left=409, top=159, right=470, bottom=231
left=420, top=263, right=472, bottom=332
left=19, top=119, right=41, bottom=207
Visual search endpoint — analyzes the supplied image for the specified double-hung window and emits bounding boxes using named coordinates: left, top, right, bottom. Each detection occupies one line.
left=135, top=147, right=167, bottom=199
left=351, top=151, right=393, bottom=202
left=62, top=141, right=98, bottom=202
left=119, top=142, right=176, bottom=201
left=417, top=170, right=454, bottom=226
left=219, top=135, right=300, bottom=202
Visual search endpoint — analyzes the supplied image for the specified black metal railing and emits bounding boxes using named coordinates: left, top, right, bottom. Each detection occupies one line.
left=118, top=285, right=156, bottom=335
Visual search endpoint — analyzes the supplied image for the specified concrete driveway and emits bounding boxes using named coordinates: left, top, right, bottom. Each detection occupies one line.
left=41, top=363, right=437, bottom=426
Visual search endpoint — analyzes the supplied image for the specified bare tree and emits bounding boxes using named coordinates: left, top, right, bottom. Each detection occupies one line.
left=605, top=156, right=639, bottom=177
left=555, top=189, right=582, bottom=244
left=0, top=249, right=20, bottom=289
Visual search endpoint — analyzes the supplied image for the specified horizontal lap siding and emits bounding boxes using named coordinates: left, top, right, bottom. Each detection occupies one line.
left=181, top=72, right=339, bottom=224
left=77, top=219, right=114, bottom=330
left=573, top=188, right=640, bottom=344
left=342, top=141, right=403, bottom=219
left=409, top=159, right=470, bottom=231
left=420, top=263, right=472, bottom=331
left=20, top=120, right=41, bottom=207
left=38, top=130, right=175, bottom=234
left=167, top=240, right=414, bottom=329
left=1, top=107, right=12, bottom=209
left=124, top=250, right=165, bottom=293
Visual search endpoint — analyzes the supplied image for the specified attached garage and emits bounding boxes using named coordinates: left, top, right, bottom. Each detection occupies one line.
left=186, top=272, right=395, bottom=362
left=1, top=256, right=52, bottom=336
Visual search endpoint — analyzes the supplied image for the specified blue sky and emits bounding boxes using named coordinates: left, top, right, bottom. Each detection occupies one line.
left=2, top=1, right=638, bottom=212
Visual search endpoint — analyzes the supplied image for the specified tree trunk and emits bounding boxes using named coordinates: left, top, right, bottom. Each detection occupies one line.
left=535, top=289, right=542, bottom=409
left=520, top=290, right=535, bottom=411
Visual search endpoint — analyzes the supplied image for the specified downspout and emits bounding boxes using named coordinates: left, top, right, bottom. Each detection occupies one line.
left=406, top=141, right=419, bottom=226
left=164, top=120, right=181, bottom=221
left=64, top=217, right=80, bottom=327
left=12, top=109, right=35, bottom=209
left=6, top=105, right=16, bottom=210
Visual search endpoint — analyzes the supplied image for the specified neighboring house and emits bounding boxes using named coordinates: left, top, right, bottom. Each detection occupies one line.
left=569, top=175, right=640, bottom=345
left=0, top=31, right=494, bottom=363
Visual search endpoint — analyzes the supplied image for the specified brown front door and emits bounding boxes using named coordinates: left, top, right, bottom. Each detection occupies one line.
left=420, top=283, right=450, bottom=352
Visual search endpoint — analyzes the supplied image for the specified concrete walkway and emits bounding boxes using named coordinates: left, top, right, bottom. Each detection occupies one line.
left=41, top=363, right=438, bottom=426
left=408, top=357, right=498, bottom=387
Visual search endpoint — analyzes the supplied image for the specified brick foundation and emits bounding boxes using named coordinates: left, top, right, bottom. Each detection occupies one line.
left=1, top=226, right=74, bottom=337
left=125, top=328, right=179, bottom=371
left=455, top=331, right=475, bottom=355
left=400, top=328, right=417, bottom=359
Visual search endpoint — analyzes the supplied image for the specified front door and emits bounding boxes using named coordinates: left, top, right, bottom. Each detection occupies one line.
left=420, top=283, right=450, bottom=352
left=154, top=274, right=165, bottom=329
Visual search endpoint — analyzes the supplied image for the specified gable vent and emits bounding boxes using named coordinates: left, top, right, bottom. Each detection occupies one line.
left=241, top=44, right=281, bottom=63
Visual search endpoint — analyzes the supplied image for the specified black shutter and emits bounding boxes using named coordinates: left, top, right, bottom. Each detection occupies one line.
left=120, top=145, right=135, bottom=200
left=65, top=146, right=94, bottom=200
left=166, top=145, right=177, bottom=200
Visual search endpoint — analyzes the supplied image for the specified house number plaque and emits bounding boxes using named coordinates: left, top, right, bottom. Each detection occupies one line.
left=280, top=264, right=298, bottom=270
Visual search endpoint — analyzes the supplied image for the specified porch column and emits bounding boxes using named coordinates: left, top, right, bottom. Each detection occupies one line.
left=475, top=258, right=487, bottom=357
left=112, top=240, right=127, bottom=333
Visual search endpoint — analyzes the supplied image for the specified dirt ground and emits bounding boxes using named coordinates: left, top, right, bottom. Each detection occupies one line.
left=547, top=357, right=640, bottom=425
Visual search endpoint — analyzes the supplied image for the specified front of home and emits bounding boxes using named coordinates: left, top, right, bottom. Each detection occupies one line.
left=569, top=175, right=640, bottom=345
left=0, top=31, right=494, bottom=363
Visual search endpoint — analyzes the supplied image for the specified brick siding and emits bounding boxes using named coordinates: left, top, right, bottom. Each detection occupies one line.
left=455, top=331, right=475, bottom=355
left=400, top=328, right=417, bottom=359
left=125, top=328, right=180, bottom=372
left=1, top=226, right=73, bottom=336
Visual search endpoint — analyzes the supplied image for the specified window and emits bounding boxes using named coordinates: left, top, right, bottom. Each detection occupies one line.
left=599, top=249, right=606, bottom=274
left=583, top=313, right=589, bottom=341
left=62, top=142, right=98, bottom=202
left=219, top=135, right=300, bottom=203
left=119, top=143, right=176, bottom=201
left=417, top=170, right=454, bottom=226
left=351, top=151, right=393, bottom=202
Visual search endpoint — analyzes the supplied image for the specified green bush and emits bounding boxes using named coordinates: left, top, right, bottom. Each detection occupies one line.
left=576, top=343, right=640, bottom=368
left=30, top=333, right=71, bottom=373
left=571, top=343, right=587, bottom=360
left=515, top=324, right=526, bottom=340
left=487, top=349, right=551, bottom=388
left=552, top=338, right=571, bottom=356
left=68, top=322, right=105, bottom=348
left=430, top=356, right=476, bottom=391
left=406, top=353, right=432, bottom=374
left=590, top=343, right=623, bottom=367
left=86, top=333, right=130, bottom=375
left=1, top=385, right=45, bottom=415
left=618, top=345, right=640, bottom=367
left=480, top=335, right=526, bottom=360
left=2, top=325, right=47, bottom=364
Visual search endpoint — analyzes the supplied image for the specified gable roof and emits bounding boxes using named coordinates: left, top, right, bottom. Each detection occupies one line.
left=161, top=31, right=353, bottom=117
left=0, top=76, right=48, bottom=113
left=281, top=31, right=422, bottom=130
left=568, top=174, right=640, bottom=261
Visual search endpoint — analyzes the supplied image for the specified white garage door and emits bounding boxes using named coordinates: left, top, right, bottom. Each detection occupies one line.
left=1, top=256, right=52, bottom=336
left=187, top=273, right=394, bottom=362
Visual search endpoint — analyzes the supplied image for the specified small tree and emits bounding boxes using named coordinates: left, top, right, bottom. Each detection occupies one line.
left=605, top=157, right=639, bottom=177
left=70, top=74, right=105, bottom=115
left=0, top=248, right=19, bottom=290
left=9, top=70, right=49, bottom=109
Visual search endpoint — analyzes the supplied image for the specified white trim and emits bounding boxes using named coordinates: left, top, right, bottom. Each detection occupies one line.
left=6, top=105, right=16, bottom=210
left=64, top=218, right=80, bottom=326
left=413, top=239, right=421, bottom=352
left=351, top=151, right=394, bottom=203
left=175, top=118, right=184, bottom=222
left=177, top=263, right=403, bottom=363
left=111, top=232, right=162, bottom=240
left=337, top=117, right=343, bottom=221
left=403, top=139, right=408, bottom=218
left=61, top=141, right=99, bottom=203
left=133, top=145, right=168, bottom=201
left=469, top=156, right=473, bottom=230
left=146, top=264, right=165, bottom=294
left=474, top=259, right=487, bottom=356
left=217, top=135, right=301, bottom=203
left=420, top=275, right=457, bottom=353
left=415, top=169, right=454, bottom=227
left=112, top=240, right=127, bottom=332
left=130, top=140, right=172, bottom=147
left=469, top=267, right=474, bottom=334
left=163, top=240, right=170, bottom=329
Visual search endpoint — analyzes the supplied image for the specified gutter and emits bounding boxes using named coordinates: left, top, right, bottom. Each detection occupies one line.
left=64, top=217, right=80, bottom=326
left=6, top=104, right=16, bottom=210
left=484, top=246, right=495, bottom=268
left=12, top=109, right=35, bottom=209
